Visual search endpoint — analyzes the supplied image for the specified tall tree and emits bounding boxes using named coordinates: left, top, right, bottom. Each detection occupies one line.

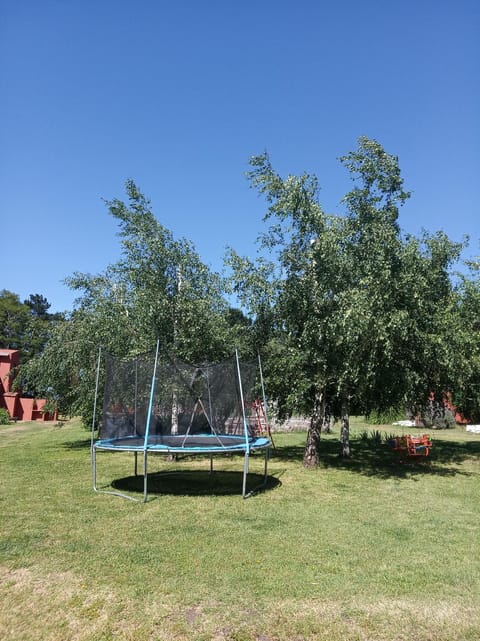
left=24, top=294, right=51, bottom=318
left=446, top=256, right=480, bottom=421
left=22, top=293, right=62, bottom=363
left=0, top=290, right=29, bottom=349
left=229, top=138, right=461, bottom=465
left=20, top=180, right=241, bottom=424
left=227, top=152, right=337, bottom=465
left=65, top=179, right=235, bottom=361
left=332, top=138, right=411, bottom=455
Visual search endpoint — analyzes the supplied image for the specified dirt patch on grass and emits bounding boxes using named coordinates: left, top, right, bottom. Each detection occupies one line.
left=266, top=597, right=480, bottom=640
left=0, top=421, right=59, bottom=438
left=1, top=566, right=117, bottom=641
left=1, top=566, right=479, bottom=641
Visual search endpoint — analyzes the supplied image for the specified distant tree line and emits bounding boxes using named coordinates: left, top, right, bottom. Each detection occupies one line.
left=0, top=291, right=63, bottom=366
left=7, top=138, right=480, bottom=465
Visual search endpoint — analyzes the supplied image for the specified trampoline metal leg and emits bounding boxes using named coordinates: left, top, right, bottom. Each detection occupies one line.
left=242, top=446, right=270, bottom=498
left=134, top=451, right=138, bottom=476
left=242, top=452, right=249, bottom=498
left=92, top=446, right=98, bottom=492
left=264, top=447, right=270, bottom=485
left=92, top=448, right=143, bottom=502
left=143, top=450, right=148, bottom=503
left=210, top=455, right=213, bottom=475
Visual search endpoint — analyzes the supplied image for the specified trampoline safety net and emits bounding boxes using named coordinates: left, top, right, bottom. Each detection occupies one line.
left=98, top=351, right=266, bottom=449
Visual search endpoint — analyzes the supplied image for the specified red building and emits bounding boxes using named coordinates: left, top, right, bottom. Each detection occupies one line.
left=0, top=349, right=57, bottom=421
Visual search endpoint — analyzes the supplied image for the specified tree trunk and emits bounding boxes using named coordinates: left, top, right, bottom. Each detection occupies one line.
left=168, top=394, right=179, bottom=461
left=171, top=393, right=179, bottom=435
left=303, top=389, right=325, bottom=467
left=340, top=395, right=351, bottom=458
left=321, top=404, right=333, bottom=433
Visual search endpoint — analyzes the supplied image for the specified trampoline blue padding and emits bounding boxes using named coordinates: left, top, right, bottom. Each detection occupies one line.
left=94, top=434, right=271, bottom=453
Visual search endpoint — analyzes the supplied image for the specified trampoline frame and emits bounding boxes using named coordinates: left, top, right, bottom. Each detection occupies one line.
left=90, top=345, right=272, bottom=502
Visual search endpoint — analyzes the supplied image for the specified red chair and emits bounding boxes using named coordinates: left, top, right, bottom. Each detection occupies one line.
left=405, top=434, right=431, bottom=457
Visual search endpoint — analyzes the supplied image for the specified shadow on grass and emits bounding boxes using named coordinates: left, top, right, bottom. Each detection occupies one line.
left=110, top=470, right=281, bottom=497
left=271, top=437, right=480, bottom=480
left=64, top=438, right=92, bottom=450
left=71, top=434, right=480, bottom=481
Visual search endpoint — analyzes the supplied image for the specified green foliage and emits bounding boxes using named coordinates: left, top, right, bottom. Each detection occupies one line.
left=0, top=290, right=60, bottom=377
left=447, top=259, right=480, bottom=421
left=358, top=429, right=384, bottom=445
left=419, top=401, right=457, bottom=430
left=20, top=180, right=244, bottom=426
left=0, top=408, right=10, bottom=425
left=231, top=141, right=404, bottom=454
left=366, top=407, right=405, bottom=425
left=15, top=150, right=479, bottom=451
left=24, top=293, right=51, bottom=318
left=0, top=289, right=29, bottom=349
left=229, top=137, right=467, bottom=463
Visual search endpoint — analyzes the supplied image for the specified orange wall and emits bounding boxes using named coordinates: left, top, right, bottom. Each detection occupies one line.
left=0, top=349, right=20, bottom=393
left=0, top=349, right=57, bottom=421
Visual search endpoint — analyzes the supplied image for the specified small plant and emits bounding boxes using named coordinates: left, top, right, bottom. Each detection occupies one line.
left=420, top=400, right=457, bottom=429
left=0, top=408, right=11, bottom=425
left=369, top=429, right=383, bottom=445
left=358, top=429, right=385, bottom=446
left=359, top=430, right=370, bottom=442
left=366, top=406, right=405, bottom=425
left=444, top=408, right=457, bottom=429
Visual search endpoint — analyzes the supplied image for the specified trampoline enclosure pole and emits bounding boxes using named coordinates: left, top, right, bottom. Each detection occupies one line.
left=91, top=345, right=102, bottom=490
left=235, top=350, right=250, bottom=453
left=258, top=351, right=275, bottom=448
left=134, top=356, right=138, bottom=434
left=144, top=340, right=160, bottom=447
left=142, top=340, right=160, bottom=503
left=258, top=352, right=267, bottom=412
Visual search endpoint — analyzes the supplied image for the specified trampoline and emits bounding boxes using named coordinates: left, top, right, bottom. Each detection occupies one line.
left=91, top=344, right=272, bottom=501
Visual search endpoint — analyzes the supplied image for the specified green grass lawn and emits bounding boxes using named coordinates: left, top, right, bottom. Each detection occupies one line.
left=1, top=418, right=479, bottom=640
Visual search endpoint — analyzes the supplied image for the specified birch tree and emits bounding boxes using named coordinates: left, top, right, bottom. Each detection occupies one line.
left=20, top=180, right=237, bottom=424
left=230, top=137, right=460, bottom=464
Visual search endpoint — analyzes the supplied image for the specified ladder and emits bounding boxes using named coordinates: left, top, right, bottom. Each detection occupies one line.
left=251, top=399, right=275, bottom=448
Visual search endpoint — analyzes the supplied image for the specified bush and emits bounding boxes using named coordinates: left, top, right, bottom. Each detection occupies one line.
left=358, top=429, right=385, bottom=446
left=366, top=407, right=405, bottom=425
left=420, top=401, right=457, bottom=429
left=0, top=408, right=11, bottom=425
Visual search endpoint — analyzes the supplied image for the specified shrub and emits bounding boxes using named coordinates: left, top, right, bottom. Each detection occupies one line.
left=0, top=408, right=11, bottom=425
left=359, top=429, right=369, bottom=442
left=370, top=429, right=383, bottom=445
left=420, top=401, right=457, bottom=429
left=366, top=406, right=405, bottom=425
left=358, top=429, right=385, bottom=446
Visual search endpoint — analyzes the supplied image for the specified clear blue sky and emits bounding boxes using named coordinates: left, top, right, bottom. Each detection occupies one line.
left=1, top=0, right=479, bottom=312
